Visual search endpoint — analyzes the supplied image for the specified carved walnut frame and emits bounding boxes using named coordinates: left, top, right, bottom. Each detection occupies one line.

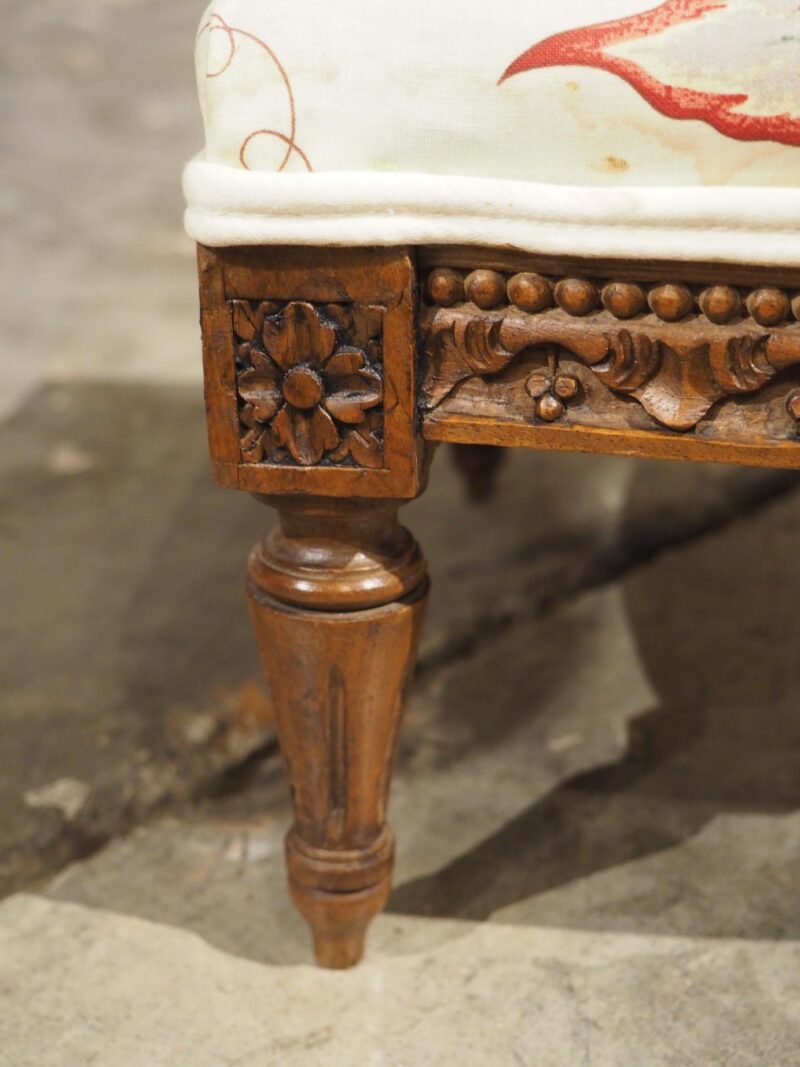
left=197, top=241, right=800, bottom=969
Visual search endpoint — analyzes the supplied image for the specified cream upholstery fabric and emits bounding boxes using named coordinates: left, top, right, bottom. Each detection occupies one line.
left=184, top=0, right=800, bottom=263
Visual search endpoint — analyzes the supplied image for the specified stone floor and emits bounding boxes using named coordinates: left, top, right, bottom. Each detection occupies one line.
left=4, top=894, right=799, bottom=1067
left=3, top=1, right=800, bottom=1063
left=3, top=392, right=800, bottom=1062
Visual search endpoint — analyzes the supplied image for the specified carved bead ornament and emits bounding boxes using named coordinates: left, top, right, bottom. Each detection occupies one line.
left=601, top=282, right=646, bottom=320
left=427, top=268, right=464, bottom=307
left=748, top=288, right=791, bottom=327
left=464, top=269, right=507, bottom=310
left=507, top=272, right=552, bottom=313
left=648, top=284, right=694, bottom=323
left=427, top=268, right=800, bottom=328
left=699, top=285, right=742, bottom=325
left=555, top=278, right=598, bottom=317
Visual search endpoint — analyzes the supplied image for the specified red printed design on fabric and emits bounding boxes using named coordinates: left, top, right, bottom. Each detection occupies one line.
left=501, top=0, right=800, bottom=147
left=198, top=12, right=313, bottom=171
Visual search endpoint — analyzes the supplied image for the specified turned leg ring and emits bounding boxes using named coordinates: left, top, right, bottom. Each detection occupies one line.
left=246, top=497, right=428, bottom=967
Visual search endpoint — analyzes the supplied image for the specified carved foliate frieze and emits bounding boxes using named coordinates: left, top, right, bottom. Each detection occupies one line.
left=422, top=268, right=800, bottom=435
left=233, top=299, right=385, bottom=468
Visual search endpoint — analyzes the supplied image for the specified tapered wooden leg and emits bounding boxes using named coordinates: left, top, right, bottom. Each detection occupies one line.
left=451, top=443, right=506, bottom=501
left=246, top=496, right=428, bottom=968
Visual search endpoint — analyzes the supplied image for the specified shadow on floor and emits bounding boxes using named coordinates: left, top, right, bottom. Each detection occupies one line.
left=390, top=465, right=800, bottom=939
left=0, top=383, right=273, bottom=893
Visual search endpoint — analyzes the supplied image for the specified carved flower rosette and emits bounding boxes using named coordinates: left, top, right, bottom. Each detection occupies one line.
left=232, top=300, right=384, bottom=468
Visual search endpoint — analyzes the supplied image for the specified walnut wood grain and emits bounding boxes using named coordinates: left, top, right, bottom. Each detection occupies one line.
left=247, top=496, right=428, bottom=968
left=233, top=300, right=385, bottom=469
left=418, top=246, right=800, bottom=290
left=198, top=245, right=425, bottom=499
left=420, top=259, right=800, bottom=468
left=423, top=414, right=800, bottom=468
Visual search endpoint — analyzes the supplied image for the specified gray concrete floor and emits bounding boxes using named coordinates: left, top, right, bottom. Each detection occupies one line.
left=2, top=2, right=800, bottom=1064
left=1, top=0, right=202, bottom=421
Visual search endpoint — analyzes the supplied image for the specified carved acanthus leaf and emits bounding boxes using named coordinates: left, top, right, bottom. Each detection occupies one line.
left=593, top=330, right=660, bottom=393
left=461, top=319, right=516, bottom=375
left=422, top=318, right=515, bottom=409
left=709, top=335, right=775, bottom=394
left=422, top=326, right=472, bottom=409
left=633, top=342, right=720, bottom=430
left=423, top=305, right=800, bottom=432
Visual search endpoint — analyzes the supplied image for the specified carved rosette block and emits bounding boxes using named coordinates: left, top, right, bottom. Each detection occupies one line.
left=233, top=299, right=385, bottom=469
left=247, top=498, right=428, bottom=968
left=198, top=246, right=423, bottom=499
left=421, top=265, right=800, bottom=455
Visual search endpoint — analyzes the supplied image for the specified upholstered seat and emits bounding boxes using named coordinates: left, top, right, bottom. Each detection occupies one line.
left=185, top=0, right=800, bottom=264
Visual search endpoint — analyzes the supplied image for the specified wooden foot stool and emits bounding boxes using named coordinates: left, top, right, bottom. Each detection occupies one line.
left=184, top=0, right=800, bottom=967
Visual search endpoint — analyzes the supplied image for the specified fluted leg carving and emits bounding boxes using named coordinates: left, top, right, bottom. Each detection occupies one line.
left=247, top=497, right=428, bottom=968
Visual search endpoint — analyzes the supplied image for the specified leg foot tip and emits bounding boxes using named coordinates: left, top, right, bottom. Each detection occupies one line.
left=312, top=930, right=367, bottom=970
left=290, top=877, right=391, bottom=970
